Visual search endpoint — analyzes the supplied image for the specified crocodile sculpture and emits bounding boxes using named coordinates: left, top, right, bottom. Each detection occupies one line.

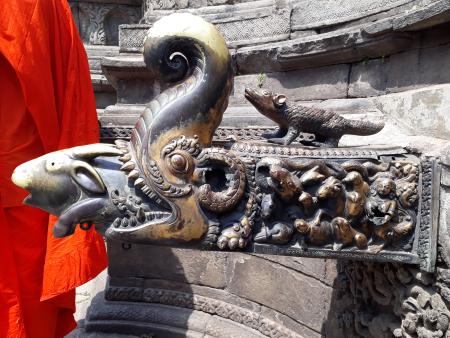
left=244, top=88, right=385, bottom=146
left=10, top=13, right=433, bottom=269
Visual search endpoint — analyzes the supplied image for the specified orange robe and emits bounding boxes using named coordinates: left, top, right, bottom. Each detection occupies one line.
left=0, top=1, right=108, bottom=337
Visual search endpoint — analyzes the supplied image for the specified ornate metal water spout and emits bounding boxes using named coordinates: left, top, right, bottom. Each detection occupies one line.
left=11, top=13, right=441, bottom=273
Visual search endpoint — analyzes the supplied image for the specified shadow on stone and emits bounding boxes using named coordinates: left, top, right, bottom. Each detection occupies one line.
left=80, top=241, right=197, bottom=337
left=322, top=260, right=353, bottom=338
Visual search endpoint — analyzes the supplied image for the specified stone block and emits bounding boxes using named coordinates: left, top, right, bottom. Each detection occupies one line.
left=142, top=0, right=291, bottom=48
left=235, top=27, right=413, bottom=74
left=251, top=254, right=330, bottom=285
left=289, top=30, right=317, bottom=40
left=416, top=41, right=450, bottom=88
left=204, top=316, right=267, bottom=338
left=314, top=97, right=382, bottom=115
left=325, top=0, right=434, bottom=35
left=119, top=24, right=151, bottom=53
left=85, top=293, right=209, bottom=337
left=225, top=255, right=334, bottom=332
left=291, top=0, right=411, bottom=31
left=108, top=243, right=228, bottom=289
left=384, top=48, right=422, bottom=93
left=222, top=106, right=276, bottom=127
left=138, top=280, right=263, bottom=315
left=189, top=284, right=262, bottom=314
left=75, top=2, right=140, bottom=46
left=230, top=64, right=350, bottom=105
left=348, top=58, right=388, bottom=97
left=189, top=0, right=207, bottom=8
left=393, top=0, right=450, bottom=31
left=86, top=45, right=120, bottom=76
left=373, top=84, right=450, bottom=140
left=214, top=7, right=291, bottom=48
left=145, top=0, right=189, bottom=10
left=305, top=91, right=450, bottom=152
left=260, top=306, right=322, bottom=338
left=349, top=40, right=450, bottom=97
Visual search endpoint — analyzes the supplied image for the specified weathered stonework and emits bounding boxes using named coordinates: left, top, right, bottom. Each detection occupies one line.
left=71, top=1, right=141, bottom=46
left=326, top=261, right=450, bottom=338
left=291, top=0, right=414, bottom=31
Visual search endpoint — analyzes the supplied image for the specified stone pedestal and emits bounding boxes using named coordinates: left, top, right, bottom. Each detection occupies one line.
left=74, top=242, right=338, bottom=337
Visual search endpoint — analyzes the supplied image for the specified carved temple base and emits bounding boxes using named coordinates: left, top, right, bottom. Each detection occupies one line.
left=67, top=227, right=450, bottom=338
left=72, top=294, right=274, bottom=338
left=70, top=262, right=450, bottom=338
left=69, top=241, right=306, bottom=338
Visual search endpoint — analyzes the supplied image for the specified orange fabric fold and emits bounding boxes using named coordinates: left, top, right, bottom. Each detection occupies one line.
left=0, top=0, right=107, bottom=337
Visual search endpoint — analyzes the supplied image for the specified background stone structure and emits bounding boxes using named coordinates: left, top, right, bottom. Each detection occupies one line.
left=69, top=0, right=450, bottom=337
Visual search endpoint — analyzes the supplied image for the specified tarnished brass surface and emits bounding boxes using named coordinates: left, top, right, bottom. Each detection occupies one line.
left=11, top=14, right=437, bottom=270
left=245, top=88, right=385, bottom=147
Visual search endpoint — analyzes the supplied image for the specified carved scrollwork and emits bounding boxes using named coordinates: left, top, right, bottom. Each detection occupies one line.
left=195, top=148, right=246, bottom=214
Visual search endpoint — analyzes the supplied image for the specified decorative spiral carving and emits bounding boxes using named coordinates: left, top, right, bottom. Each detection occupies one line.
left=196, top=148, right=246, bottom=214
left=144, top=38, right=196, bottom=84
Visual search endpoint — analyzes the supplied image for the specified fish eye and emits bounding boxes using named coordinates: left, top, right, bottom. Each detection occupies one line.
left=262, top=90, right=270, bottom=96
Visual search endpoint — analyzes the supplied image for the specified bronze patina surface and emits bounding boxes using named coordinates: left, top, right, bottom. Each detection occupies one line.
left=245, top=88, right=385, bottom=147
left=11, top=13, right=439, bottom=272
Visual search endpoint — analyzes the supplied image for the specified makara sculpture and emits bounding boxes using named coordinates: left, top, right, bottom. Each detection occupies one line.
left=11, top=13, right=440, bottom=272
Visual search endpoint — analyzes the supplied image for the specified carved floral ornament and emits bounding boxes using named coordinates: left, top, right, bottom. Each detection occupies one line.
left=11, top=13, right=440, bottom=271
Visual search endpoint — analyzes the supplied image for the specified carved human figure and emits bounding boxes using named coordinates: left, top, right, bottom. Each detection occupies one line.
left=365, top=177, right=401, bottom=250
left=367, top=178, right=397, bottom=226
left=343, top=171, right=369, bottom=218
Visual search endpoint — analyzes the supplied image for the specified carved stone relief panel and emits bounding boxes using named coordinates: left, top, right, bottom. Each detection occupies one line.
left=331, top=261, right=450, bottom=338
left=144, top=0, right=256, bottom=10
left=291, top=0, right=414, bottom=30
left=72, top=2, right=141, bottom=45
left=138, top=0, right=291, bottom=50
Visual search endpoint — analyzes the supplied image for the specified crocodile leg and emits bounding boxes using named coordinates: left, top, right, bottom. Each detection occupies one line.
left=262, top=126, right=288, bottom=139
left=268, top=126, right=300, bottom=145
left=323, top=137, right=340, bottom=147
left=311, top=135, right=341, bottom=148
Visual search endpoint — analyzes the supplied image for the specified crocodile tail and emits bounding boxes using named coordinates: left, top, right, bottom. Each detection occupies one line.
left=345, top=119, right=385, bottom=136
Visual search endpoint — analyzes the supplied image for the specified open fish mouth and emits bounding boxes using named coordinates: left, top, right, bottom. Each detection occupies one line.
left=110, top=210, right=173, bottom=231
